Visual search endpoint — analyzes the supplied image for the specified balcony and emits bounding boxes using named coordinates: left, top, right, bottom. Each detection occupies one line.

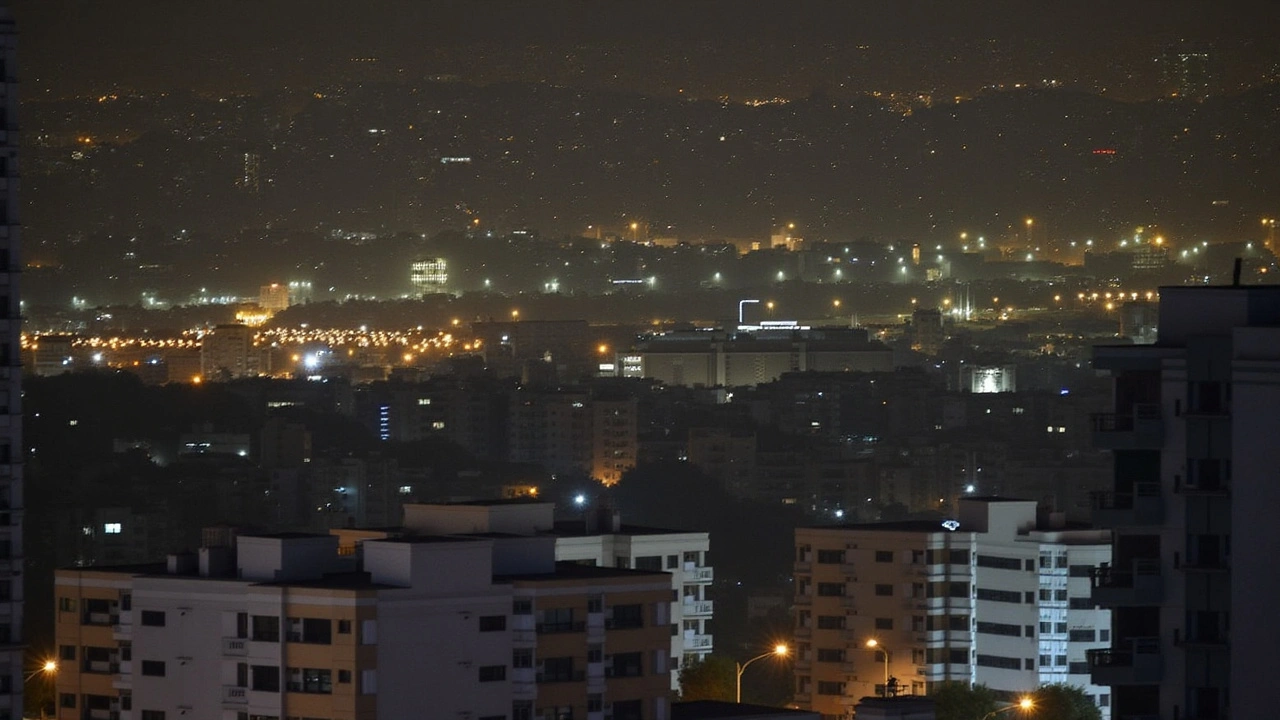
left=684, top=633, right=713, bottom=650
left=683, top=600, right=714, bottom=617
left=536, top=621, right=586, bottom=634
left=222, top=637, right=248, bottom=656
left=1091, top=559, right=1163, bottom=607
left=687, top=566, right=714, bottom=583
left=1091, top=482, right=1165, bottom=527
left=795, top=625, right=812, bottom=638
left=1091, top=404, right=1163, bottom=450
left=221, top=686, right=248, bottom=705
left=794, top=594, right=813, bottom=606
left=795, top=561, right=812, bottom=573
left=1087, top=637, right=1163, bottom=685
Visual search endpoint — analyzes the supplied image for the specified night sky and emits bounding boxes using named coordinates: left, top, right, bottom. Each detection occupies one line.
left=13, top=0, right=1280, bottom=100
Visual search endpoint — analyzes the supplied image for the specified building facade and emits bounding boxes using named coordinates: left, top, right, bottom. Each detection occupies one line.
left=55, top=530, right=674, bottom=720
left=0, top=7, right=21, bottom=718
left=794, top=499, right=1110, bottom=720
left=1087, top=284, right=1280, bottom=720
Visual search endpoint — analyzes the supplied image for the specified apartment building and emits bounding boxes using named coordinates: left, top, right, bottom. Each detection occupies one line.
left=794, top=498, right=1110, bottom=720
left=1087, top=283, right=1280, bottom=720
left=335, top=500, right=714, bottom=692
left=55, top=529, right=674, bottom=720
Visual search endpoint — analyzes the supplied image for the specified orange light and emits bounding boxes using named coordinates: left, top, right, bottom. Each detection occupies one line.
left=191, top=375, right=202, bottom=384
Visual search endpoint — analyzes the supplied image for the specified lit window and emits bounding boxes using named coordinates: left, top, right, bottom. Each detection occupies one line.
left=398, top=486, right=413, bottom=495
left=104, top=523, right=123, bottom=534
left=417, top=398, right=431, bottom=405
left=432, top=421, right=445, bottom=430
left=1057, top=427, right=1066, bottom=433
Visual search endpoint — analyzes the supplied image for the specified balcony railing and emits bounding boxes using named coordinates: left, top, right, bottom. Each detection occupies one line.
left=1091, top=558, right=1163, bottom=607
left=221, top=685, right=248, bottom=705
left=687, top=567, right=713, bottom=582
left=536, top=621, right=586, bottom=634
left=222, top=637, right=248, bottom=656
left=1091, top=403, right=1163, bottom=449
left=682, top=600, right=713, bottom=616
left=1091, top=482, right=1164, bottom=526
left=1087, top=636, right=1163, bottom=685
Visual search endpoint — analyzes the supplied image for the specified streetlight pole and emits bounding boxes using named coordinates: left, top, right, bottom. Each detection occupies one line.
left=864, top=639, right=889, bottom=695
left=735, top=644, right=788, bottom=704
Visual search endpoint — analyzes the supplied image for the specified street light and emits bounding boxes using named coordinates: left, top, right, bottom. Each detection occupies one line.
left=979, top=697, right=1035, bottom=720
left=736, top=644, right=788, bottom=703
left=26, top=659, right=57, bottom=682
left=864, top=639, right=889, bottom=695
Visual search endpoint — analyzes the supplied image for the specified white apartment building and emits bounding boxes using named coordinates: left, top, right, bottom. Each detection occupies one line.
left=381, top=500, right=714, bottom=692
left=794, top=498, right=1111, bottom=720
left=56, top=530, right=674, bottom=720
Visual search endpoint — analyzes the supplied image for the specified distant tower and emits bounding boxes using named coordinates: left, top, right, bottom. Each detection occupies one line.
left=0, top=3, right=22, bottom=714
left=239, top=151, right=261, bottom=193
left=410, top=257, right=448, bottom=295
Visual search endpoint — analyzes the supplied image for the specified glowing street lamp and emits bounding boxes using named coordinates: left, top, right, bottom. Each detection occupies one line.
left=865, top=639, right=890, bottom=695
left=25, top=659, right=57, bottom=682
left=736, top=644, right=789, bottom=703
left=979, top=697, right=1035, bottom=720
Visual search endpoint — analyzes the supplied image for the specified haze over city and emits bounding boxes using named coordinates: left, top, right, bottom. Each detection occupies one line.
left=3, top=3, right=1279, bottom=720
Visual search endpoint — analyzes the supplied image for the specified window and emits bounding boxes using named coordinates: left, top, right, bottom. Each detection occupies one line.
left=338, top=669, right=352, bottom=683
left=976, top=555, right=1022, bottom=570
left=1039, top=621, right=1052, bottom=634
left=1055, top=589, right=1068, bottom=601
left=513, top=648, right=533, bottom=668
left=817, top=681, right=847, bottom=695
left=538, top=657, right=576, bottom=683
left=140, top=712, right=165, bottom=720
left=1025, top=658, right=1036, bottom=670
left=875, top=618, right=893, bottom=630
left=816, top=648, right=845, bottom=662
left=513, top=599, right=533, bottom=615
left=1069, top=564, right=1094, bottom=577
left=608, top=603, right=644, bottom=629
left=817, top=549, right=845, bottom=564
left=479, top=665, right=506, bottom=682
left=140, top=660, right=166, bottom=677
left=59, top=645, right=76, bottom=661
left=666, top=555, right=679, bottom=569
left=251, top=665, right=280, bottom=692
left=513, top=701, right=534, bottom=720
left=976, top=621, right=1021, bottom=637
left=337, top=619, right=352, bottom=634
left=1099, top=694, right=1110, bottom=708
left=975, top=654, right=1021, bottom=670
left=588, top=694, right=603, bottom=712
left=479, top=615, right=507, bottom=632
left=635, top=555, right=662, bottom=571
left=612, top=699, right=643, bottom=720
left=103, top=522, right=123, bottom=534
left=287, top=668, right=332, bottom=694
left=975, top=588, right=1021, bottom=603
left=140, top=610, right=166, bottom=627
left=1069, top=629, right=1096, bottom=642
left=538, top=607, right=579, bottom=633
left=58, top=597, right=76, bottom=612
left=287, top=618, right=331, bottom=644
left=60, top=694, right=76, bottom=709
left=816, top=615, right=845, bottom=630
left=588, top=644, right=603, bottom=663
left=607, top=652, right=643, bottom=678
left=875, top=584, right=893, bottom=596
left=816, top=582, right=845, bottom=597
left=875, top=551, right=894, bottom=563
left=1100, top=629, right=1110, bottom=642
left=1056, top=622, right=1068, bottom=634
left=252, top=615, right=280, bottom=642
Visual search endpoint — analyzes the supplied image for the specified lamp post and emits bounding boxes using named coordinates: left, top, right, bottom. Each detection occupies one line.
left=979, top=697, right=1035, bottom=720
left=26, top=660, right=58, bottom=720
left=864, top=639, right=889, bottom=696
left=735, top=644, right=788, bottom=704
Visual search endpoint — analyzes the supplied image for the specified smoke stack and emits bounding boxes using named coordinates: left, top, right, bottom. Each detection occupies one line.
left=1233, top=258, right=1242, bottom=286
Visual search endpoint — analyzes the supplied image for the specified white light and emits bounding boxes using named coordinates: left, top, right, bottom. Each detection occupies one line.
left=103, top=523, right=122, bottom=535
left=965, top=484, right=976, bottom=493
left=834, top=509, right=845, bottom=519
left=304, top=354, right=320, bottom=370
left=574, top=494, right=586, bottom=506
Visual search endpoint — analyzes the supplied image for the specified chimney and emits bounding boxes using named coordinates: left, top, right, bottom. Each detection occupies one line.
left=1233, top=257, right=1243, bottom=286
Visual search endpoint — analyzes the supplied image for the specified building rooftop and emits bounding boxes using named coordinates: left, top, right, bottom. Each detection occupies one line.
left=804, top=520, right=956, bottom=533
left=256, top=571, right=402, bottom=591
left=495, top=561, right=671, bottom=583
left=240, top=531, right=334, bottom=540
left=551, top=519, right=701, bottom=537
left=374, top=535, right=487, bottom=545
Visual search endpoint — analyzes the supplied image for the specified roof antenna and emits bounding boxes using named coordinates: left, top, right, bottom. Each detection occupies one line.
left=1232, top=258, right=1242, bottom=286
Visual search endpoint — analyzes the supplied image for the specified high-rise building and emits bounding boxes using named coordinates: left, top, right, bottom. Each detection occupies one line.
left=201, top=324, right=255, bottom=380
left=259, top=283, right=290, bottom=313
left=55, top=530, right=675, bottom=720
left=409, top=258, right=448, bottom=294
left=794, top=498, right=1111, bottom=718
left=1087, top=283, right=1280, bottom=720
left=0, top=6, right=22, bottom=717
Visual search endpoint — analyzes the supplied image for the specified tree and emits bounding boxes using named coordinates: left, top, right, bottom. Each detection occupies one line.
left=677, top=655, right=737, bottom=702
left=932, top=682, right=998, bottom=720
left=1029, top=684, right=1103, bottom=720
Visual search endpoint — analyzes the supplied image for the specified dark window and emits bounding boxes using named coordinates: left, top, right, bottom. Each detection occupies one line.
left=251, top=615, right=280, bottom=642
left=537, top=657, right=576, bottom=683
left=817, top=681, right=847, bottom=695
left=337, top=619, right=352, bottom=634
left=59, top=645, right=76, bottom=661
left=537, top=607, right=580, bottom=633
left=58, top=597, right=75, bottom=613
left=1069, top=598, right=1096, bottom=609
left=513, top=599, right=533, bottom=615
left=975, top=654, right=1022, bottom=670
left=816, top=615, right=845, bottom=630
left=140, top=660, right=166, bottom=677
left=816, top=582, right=845, bottom=597
left=140, top=610, right=166, bottom=627
left=250, top=665, right=280, bottom=692
left=1069, top=629, right=1096, bottom=642
left=607, top=652, right=643, bottom=678
left=479, top=615, right=507, bottom=632
left=608, top=603, right=644, bottom=629
left=1069, top=661, right=1089, bottom=674
left=513, top=648, right=533, bottom=668
left=666, top=555, right=679, bottom=569
left=479, top=665, right=506, bottom=682
left=817, top=549, right=845, bottom=564
left=816, top=648, right=845, bottom=662
left=874, top=618, right=893, bottom=630
left=612, top=699, right=643, bottom=720
left=875, top=551, right=894, bottom=563
left=1069, top=565, right=1094, bottom=577
left=140, top=712, right=165, bottom=720
left=976, top=621, right=1021, bottom=637
left=976, top=554, right=1023, bottom=570
left=60, top=694, right=76, bottom=709
left=634, top=555, right=662, bottom=571
left=976, top=588, right=1021, bottom=603
left=338, top=669, right=352, bottom=683
left=289, top=618, right=331, bottom=644
left=875, top=584, right=893, bottom=596
left=289, top=668, right=332, bottom=694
